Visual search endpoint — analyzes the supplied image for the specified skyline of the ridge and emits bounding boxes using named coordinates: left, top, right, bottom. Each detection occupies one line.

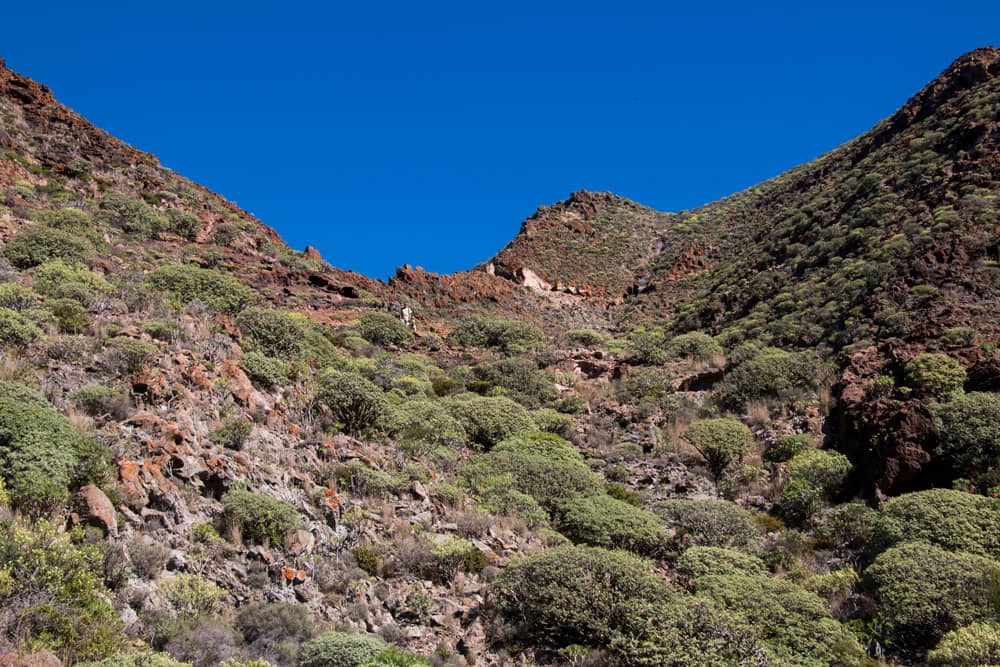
left=3, top=1, right=999, bottom=278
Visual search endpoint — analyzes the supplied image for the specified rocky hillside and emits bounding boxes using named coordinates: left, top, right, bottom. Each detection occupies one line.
left=0, top=48, right=998, bottom=667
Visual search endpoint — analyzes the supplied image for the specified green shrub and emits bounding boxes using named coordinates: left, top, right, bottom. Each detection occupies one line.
left=164, top=208, right=201, bottom=240
left=30, top=260, right=113, bottom=298
left=904, top=353, right=966, bottom=399
left=0, top=306, right=41, bottom=345
left=316, top=368, right=389, bottom=434
left=237, top=307, right=309, bottom=360
left=625, top=325, right=670, bottom=365
left=209, top=419, right=252, bottom=449
left=682, top=418, right=754, bottom=479
left=352, top=545, right=380, bottom=576
left=98, top=191, right=164, bottom=238
left=363, top=646, right=432, bottom=666
left=694, top=573, right=865, bottom=665
left=243, top=351, right=293, bottom=387
left=70, top=384, right=129, bottom=418
left=554, top=493, right=671, bottom=557
left=0, top=518, right=124, bottom=661
left=463, top=432, right=603, bottom=514
left=491, top=544, right=764, bottom=665
left=721, top=348, right=823, bottom=410
left=814, top=502, right=879, bottom=551
left=655, top=499, right=762, bottom=552
left=355, top=311, right=413, bottom=348
left=160, top=573, right=225, bottom=616
left=676, top=546, right=768, bottom=580
left=235, top=601, right=315, bottom=666
left=471, top=356, right=557, bottom=407
left=4, top=224, right=93, bottom=268
left=865, top=541, right=1000, bottom=652
left=927, top=622, right=1000, bottom=666
left=778, top=450, right=852, bottom=525
left=566, top=329, right=605, bottom=347
left=870, top=489, right=1000, bottom=559
left=447, top=314, right=544, bottom=353
left=106, top=336, right=157, bottom=372
left=0, top=282, right=37, bottom=311
left=221, top=487, right=300, bottom=545
left=147, top=264, right=259, bottom=314
left=667, top=331, right=724, bottom=360
left=48, top=297, right=90, bottom=332
left=298, top=631, right=385, bottom=667
left=446, top=394, right=535, bottom=448
left=932, top=392, right=1000, bottom=473
left=0, top=381, right=107, bottom=511
left=763, top=434, right=812, bottom=463
left=77, top=653, right=191, bottom=667
left=605, top=482, right=640, bottom=506
left=387, top=397, right=466, bottom=447
left=33, top=207, right=94, bottom=233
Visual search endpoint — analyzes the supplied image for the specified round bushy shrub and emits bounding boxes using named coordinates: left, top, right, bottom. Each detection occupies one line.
left=471, top=356, right=557, bottom=407
left=0, top=282, right=37, bottom=311
left=242, top=351, right=293, bottom=388
left=865, top=541, right=1000, bottom=652
left=927, top=622, right=1000, bottom=667
left=932, top=392, right=1000, bottom=473
left=554, top=493, right=672, bottom=557
left=463, top=432, right=603, bottom=513
left=106, top=336, right=157, bottom=373
left=778, top=450, right=852, bottom=525
left=491, top=544, right=764, bottom=665
left=721, top=348, right=822, bottom=410
left=0, top=307, right=41, bottom=345
left=356, top=311, right=413, bottom=348
left=0, top=381, right=107, bottom=511
left=1, top=518, right=124, bottom=661
left=625, top=325, right=670, bottom=365
left=4, top=224, right=93, bottom=268
left=147, top=264, right=259, bottom=314
left=676, top=546, right=768, bottom=580
left=870, top=489, right=1000, bottom=559
left=237, top=307, right=309, bottom=360
left=235, top=601, right=315, bottom=664
left=447, top=394, right=535, bottom=448
left=694, top=573, right=865, bottom=665
left=446, top=314, right=544, bottom=353
left=30, top=260, right=113, bottom=299
left=387, top=397, right=466, bottom=447
left=682, top=418, right=754, bottom=479
left=298, top=631, right=385, bottom=667
left=221, top=487, right=300, bottom=545
left=98, top=191, right=164, bottom=238
left=655, top=499, right=763, bottom=552
left=763, top=434, right=812, bottom=463
left=77, top=653, right=190, bottom=667
left=666, top=331, right=723, bottom=361
left=316, top=368, right=389, bottom=434
left=566, top=329, right=605, bottom=347
left=904, top=353, right=966, bottom=399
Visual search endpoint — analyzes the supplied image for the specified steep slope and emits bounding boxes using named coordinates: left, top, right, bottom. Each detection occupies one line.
left=0, top=47, right=999, bottom=667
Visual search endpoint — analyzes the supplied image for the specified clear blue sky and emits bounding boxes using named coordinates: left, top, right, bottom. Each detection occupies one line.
left=3, top=1, right=997, bottom=278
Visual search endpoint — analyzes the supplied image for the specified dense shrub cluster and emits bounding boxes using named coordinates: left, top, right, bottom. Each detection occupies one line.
left=491, top=544, right=765, bottom=665
left=682, top=418, right=753, bottom=480
left=237, top=307, right=310, bottom=360
left=869, top=489, right=1000, bottom=559
left=927, top=622, right=1000, bottom=666
left=0, top=306, right=41, bottom=345
left=4, top=224, right=93, bottom=268
left=0, top=381, right=108, bottom=511
left=903, top=352, right=966, bottom=399
left=553, top=492, right=672, bottom=557
left=356, top=311, right=413, bottom=348
left=778, top=449, right=853, bottom=525
left=221, top=487, right=300, bottom=545
left=0, top=519, right=123, bottom=661
left=446, top=394, right=534, bottom=448
left=864, top=541, right=1000, bottom=652
left=298, top=631, right=385, bottom=667
left=931, top=392, right=1000, bottom=474
left=676, top=546, right=767, bottom=580
left=147, top=264, right=259, bottom=314
left=666, top=331, right=723, bottom=360
left=720, top=348, right=824, bottom=410
left=98, top=191, right=164, bottom=238
left=446, top=314, right=544, bottom=352
left=654, top=499, right=762, bottom=552
left=470, top=356, right=557, bottom=407
left=316, top=368, right=390, bottom=434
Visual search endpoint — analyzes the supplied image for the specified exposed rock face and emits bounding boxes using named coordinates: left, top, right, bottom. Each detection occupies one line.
left=73, top=484, right=119, bottom=536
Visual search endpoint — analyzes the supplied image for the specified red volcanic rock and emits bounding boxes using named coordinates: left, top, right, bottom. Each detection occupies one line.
left=73, top=484, right=118, bottom=536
